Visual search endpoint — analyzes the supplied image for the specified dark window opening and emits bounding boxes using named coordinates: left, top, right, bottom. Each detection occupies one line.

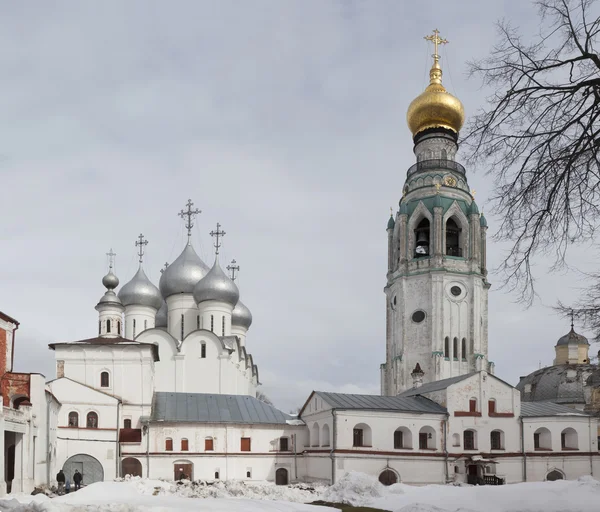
left=106, top=320, right=111, bottom=333
left=100, top=371, right=109, bottom=388
left=280, top=437, right=289, bottom=451
left=124, top=419, right=132, bottom=429
left=419, top=433, right=428, bottom=449
left=117, top=321, right=121, bottom=335
left=491, top=431, right=502, bottom=450
left=201, top=343, right=206, bottom=358
left=222, top=316, right=225, bottom=336
left=394, top=430, right=404, bottom=449
left=464, top=430, right=475, bottom=450
left=462, top=338, right=467, bottom=360
left=534, top=433, right=540, bottom=449
left=68, top=411, right=79, bottom=427
left=414, top=218, right=430, bottom=258
left=210, top=315, right=214, bottom=332
left=214, top=471, right=220, bottom=479
left=453, top=337, right=458, bottom=360
left=246, top=471, right=251, bottom=478
left=444, top=337, right=450, bottom=358
left=86, top=412, right=98, bottom=429
left=197, top=315, right=200, bottom=330
left=353, top=429, right=364, bottom=447
left=446, top=218, right=462, bottom=256
left=412, top=310, right=426, bottom=323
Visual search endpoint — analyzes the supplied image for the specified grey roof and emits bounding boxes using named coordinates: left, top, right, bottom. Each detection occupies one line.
left=516, top=364, right=596, bottom=404
left=193, top=258, right=240, bottom=306
left=520, top=401, right=591, bottom=418
left=159, top=244, right=209, bottom=299
left=400, top=373, right=477, bottom=397
left=314, top=391, right=446, bottom=414
left=556, top=328, right=589, bottom=346
left=118, top=266, right=162, bottom=310
left=232, top=299, right=253, bottom=330
left=151, top=392, right=294, bottom=425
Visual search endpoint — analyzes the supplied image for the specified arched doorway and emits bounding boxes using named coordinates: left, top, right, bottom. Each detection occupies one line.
left=275, top=468, right=289, bottom=485
left=63, top=454, right=104, bottom=485
left=379, top=469, right=398, bottom=486
left=121, top=457, right=142, bottom=477
left=546, top=470, right=565, bottom=481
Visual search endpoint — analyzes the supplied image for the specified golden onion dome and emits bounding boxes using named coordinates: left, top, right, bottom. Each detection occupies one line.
left=407, top=54, right=464, bottom=138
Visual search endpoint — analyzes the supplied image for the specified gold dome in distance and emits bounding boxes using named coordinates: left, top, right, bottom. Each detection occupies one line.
left=407, top=29, right=465, bottom=138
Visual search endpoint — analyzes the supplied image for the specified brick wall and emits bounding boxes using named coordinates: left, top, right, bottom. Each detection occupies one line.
left=1, top=372, right=31, bottom=407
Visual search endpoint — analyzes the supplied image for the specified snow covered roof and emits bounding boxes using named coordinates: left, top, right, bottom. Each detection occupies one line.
left=520, top=401, right=591, bottom=417
left=313, top=391, right=446, bottom=414
left=150, top=392, right=298, bottom=425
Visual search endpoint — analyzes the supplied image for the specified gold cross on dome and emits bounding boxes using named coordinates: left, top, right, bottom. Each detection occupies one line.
left=424, top=29, right=448, bottom=61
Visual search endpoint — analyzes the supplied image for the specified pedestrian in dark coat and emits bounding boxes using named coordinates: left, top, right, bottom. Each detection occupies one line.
left=56, top=470, right=65, bottom=494
left=73, top=470, right=82, bottom=490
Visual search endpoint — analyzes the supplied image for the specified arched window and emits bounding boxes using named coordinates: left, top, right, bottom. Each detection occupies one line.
left=394, top=427, right=412, bottom=449
left=124, top=419, right=132, bottom=429
left=68, top=411, right=79, bottom=427
left=461, top=338, right=467, bottom=360
left=561, top=428, right=578, bottom=450
left=100, top=371, right=109, bottom=388
left=117, top=321, right=121, bottom=335
left=444, top=337, right=450, bottom=358
left=86, top=412, right=98, bottom=429
left=546, top=469, right=564, bottom=481
left=353, top=423, right=372, bottom=447
left=201, top=343, right=206, bottom=359
left=106, top=320, right=111, bottom=333
left=452, top=433, right=460, bottom=447
left=534, top=427, right=552, bottom=450
left=418, top=426, right=436, bottom=449
left=463, top=429, right=477, bottom=450
left=414, top=219, right=430, bottom=258
left=98, top=320, right=101, bottom=335
left=490, top=430, right=504, bottom=450
left=453, top=337, right=458, bottom=360
left=181, top=438, right=189, bottom=451
left=165, top=438, right=173, bottom=451
left=133, top=319, right=137, bottom=338
left=311, top=423, right=320, bottom=447
left=446, top=217, right=462, bottom=256
left=322, top=424, right=331, bottom=447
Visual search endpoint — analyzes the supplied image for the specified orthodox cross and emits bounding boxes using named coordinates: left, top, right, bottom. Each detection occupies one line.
left=424, top=29, right=448, bottom=61
left=135, top=233, right=148, bottom=264
left=227, top=259, right=240, bottom=281
left=160, top=262, right=169, bottom=275
left=178, top=199, right=202, bottom=241
left=210, top=223, right=226, bottom=255
left=106, top=248, right=116, bottom=271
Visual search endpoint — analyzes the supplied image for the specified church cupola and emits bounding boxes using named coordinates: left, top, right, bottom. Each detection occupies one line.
left=118, top=234, right=162, bottom=339
left=159, top=200, right=210, bottom=340
left=227, top=260, right=253, bottom=346
left=554, top=314, right=590, bottom=365
left=95, top=249, right=124, bottom=338
left=194, top=223, right=239, bottom=337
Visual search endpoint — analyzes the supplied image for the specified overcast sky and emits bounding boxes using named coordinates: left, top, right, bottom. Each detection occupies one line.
left=0, top=1, right=595, bottom=412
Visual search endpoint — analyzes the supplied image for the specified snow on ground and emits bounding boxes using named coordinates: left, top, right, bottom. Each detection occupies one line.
left=1, top=472, right=600, bottom=512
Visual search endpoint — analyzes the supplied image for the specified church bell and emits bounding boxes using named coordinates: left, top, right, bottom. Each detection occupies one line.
left=415, top=231, right=429, bottom=256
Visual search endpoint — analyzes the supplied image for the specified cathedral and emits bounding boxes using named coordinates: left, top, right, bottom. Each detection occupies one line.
left=0, top=31, right=599, bottom=495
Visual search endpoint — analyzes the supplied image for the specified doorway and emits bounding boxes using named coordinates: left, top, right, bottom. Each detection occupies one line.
left=63, top=454, right=104, bottom=486
left=275, top=468, right=289, bottom=485
left=121, top=458, right=142, bottom=477
left=174, top=463, right=193, bottom=481
left=4, top=432, right=16, bottom=493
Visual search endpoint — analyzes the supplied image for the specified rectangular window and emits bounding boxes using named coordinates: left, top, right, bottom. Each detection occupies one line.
left=201, top=343, right=206, bottom=358
left=453, top=337, right=458, bottom=360
left=534, top=433, right=540, bottom=449
left=464, top=431, right=475, bottom=450
left=205, top=438, right=214, bottom=451
left=394, top=430, right=403, bottom=449
left=165, top=439, right=173, bottom=451
left=181, top=439, right=189, bottom=451
left=419, top=433, right=428, bottom=449
left=488, top=400, right=496, bottom=414
left=353, top=428, right=364, bottom=447
left=211, top=315, right=214, bottom=332
left=117, top=321, right=121, bottom=335
left=280, top=437, right=289, bottom=451
left=133, top=319, right=136, bottom=338
left=124, top=419, right=132, bottom=429
left=222, top=316, right=225, bottom=336
left=106, top=320, right=111, bottom=333
left=181, top=314, right=185, bottom=340
left=469, top=399, right=477, bottom=412
left=241, top=437, right=251, bottom=452
left=461, top=338, right=467, bottom=360
left=561, top=433, right=566, bottom=449
left=491, top=431, right=502, bottom=450
left=197, top=315, right=200, bottom=330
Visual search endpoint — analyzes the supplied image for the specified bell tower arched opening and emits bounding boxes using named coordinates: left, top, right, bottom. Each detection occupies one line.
left=445, top=217, right=462, bottom=256
left=414, top=219, right=430, bottom=258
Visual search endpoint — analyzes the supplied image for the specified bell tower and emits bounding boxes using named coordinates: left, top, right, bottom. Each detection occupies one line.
left=381, top=30, right=491, bottom=395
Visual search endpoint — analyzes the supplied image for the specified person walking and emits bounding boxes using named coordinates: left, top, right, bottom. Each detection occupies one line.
left=56, top=469, right=65, bottom=495
left=73, top=470, right=82, bottom=491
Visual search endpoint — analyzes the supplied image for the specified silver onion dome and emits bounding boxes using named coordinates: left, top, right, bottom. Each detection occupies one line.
left=232, top=299, right=252, bottom=329
left=193, top=259, right=240, bottom=306
left=556, top=327, right=589, bottom=346
left=118, top=266, right=163, bottom=310
left=102, top=270, right=119, bottom=290
left=159, top=244, right=210, bottom=298
left=155, top=300, right=168, bottom=328
left=97, top=289, right=122, bottom=306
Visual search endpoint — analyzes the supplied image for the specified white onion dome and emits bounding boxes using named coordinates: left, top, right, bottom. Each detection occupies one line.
left=232, top=299, right=253, bottom=329
left=193, top=258, right=240, bottom=306
left=118, top=266, right=163, bottom=310
left=159, top=244, right=210, bottom=298
left=102, top=270, right=119, bottom=290
left=155, top=300, right=168, bottom=328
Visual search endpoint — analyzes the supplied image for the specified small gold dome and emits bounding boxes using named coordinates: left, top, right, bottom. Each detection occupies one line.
left=407, top=59, right=464, bottom=138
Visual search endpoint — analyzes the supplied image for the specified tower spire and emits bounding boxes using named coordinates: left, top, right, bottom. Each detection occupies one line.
left=227, top=259, right=240, bottom=281
left=424, top=28, right=448, bottom=85
left=135, top=234, right=148, bottom=264
left=178, top=199, right=202, bottom=244
left=210, top=223, right=226, bottom=256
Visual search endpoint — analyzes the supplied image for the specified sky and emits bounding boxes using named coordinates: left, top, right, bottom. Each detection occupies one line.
left=0, top=1, right=595, bottom=412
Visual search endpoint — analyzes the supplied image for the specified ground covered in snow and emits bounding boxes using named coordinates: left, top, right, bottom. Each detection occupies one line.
left=1, top=472, right=600, bottom=511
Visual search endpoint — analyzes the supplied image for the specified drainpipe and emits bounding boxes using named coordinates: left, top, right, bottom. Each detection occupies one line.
left=443, top=414, right=449, bottom=483
left=330, top=410, right=337, bottom=485
left=520, top=417, right=527, bottom=482
left=144, top=422, right=150, bottom=478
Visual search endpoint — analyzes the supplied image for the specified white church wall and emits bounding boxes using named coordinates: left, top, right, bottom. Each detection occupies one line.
left=124, top=305, right=156, bottom=340
left=522, top=416, right=596, bottom=453
left=137, top=330, right=178, bottom=393
left=166, top=294, right=197, bottom=341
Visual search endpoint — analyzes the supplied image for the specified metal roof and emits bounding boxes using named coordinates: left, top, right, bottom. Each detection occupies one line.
left=314, top=391, right=446, bottom=414
left=520, top=401, right=591, bottom=418
left=516, top=364, right=596, bottom=404
left=151, top=392, right=295, bottom=425
left=400, top=373, right=477, bottom=397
